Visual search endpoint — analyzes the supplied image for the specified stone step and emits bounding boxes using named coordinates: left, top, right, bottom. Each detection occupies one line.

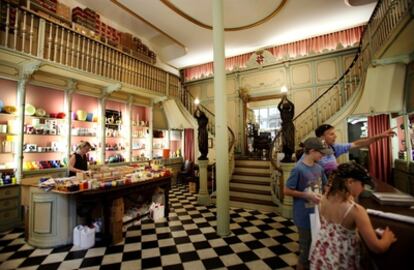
left=235, top=159, right=270, bottom=167
left=230, top=178, right=270, bottom=186
left=230, top=182, right=270, bottom=191
left=230, top=187, right=271, bottom=196
left=231, top=174, right=271, bottom=182
left=230, top=190, right=272, bottom=201
left=233, top=167, right=270, bottom=174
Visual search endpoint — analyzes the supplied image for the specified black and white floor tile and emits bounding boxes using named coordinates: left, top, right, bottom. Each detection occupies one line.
left=0, top=185, right=299, bottom=269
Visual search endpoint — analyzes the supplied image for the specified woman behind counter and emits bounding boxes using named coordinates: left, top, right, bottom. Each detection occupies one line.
left=69, top=141, right=92, bottom=177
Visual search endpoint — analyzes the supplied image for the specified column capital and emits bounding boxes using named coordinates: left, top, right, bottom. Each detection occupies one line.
left=104, top=83, right=122, bottom=95
left=65, top=79, right=77, bottom=94
left=18, top=60, right=41, bottom=81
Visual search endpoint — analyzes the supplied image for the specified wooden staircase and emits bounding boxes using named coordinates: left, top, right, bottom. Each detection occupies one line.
left=228, top=159, right=279, bottom=212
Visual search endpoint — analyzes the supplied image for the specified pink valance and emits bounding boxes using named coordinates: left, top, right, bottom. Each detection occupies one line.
left=183, top=26, right=364, bottom=82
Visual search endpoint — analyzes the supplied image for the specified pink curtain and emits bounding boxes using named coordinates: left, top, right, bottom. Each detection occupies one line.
left=368, top=114, right=392, bottom=182
left=183, top=26, right=364, bottom=81
left=184, top=129, right=194, bottom=162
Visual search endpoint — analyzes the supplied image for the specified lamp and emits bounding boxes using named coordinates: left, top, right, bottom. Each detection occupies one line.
left=194, top=98, right=200, bottom=105
left=281, top=86, right=288, bottom=93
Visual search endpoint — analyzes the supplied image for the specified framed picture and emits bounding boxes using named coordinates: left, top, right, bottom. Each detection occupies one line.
left=208, top=138, right=213, bottom=148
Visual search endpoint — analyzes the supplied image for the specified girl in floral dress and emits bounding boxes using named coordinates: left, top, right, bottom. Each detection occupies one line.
left=309, top=162, right=397, bottom=270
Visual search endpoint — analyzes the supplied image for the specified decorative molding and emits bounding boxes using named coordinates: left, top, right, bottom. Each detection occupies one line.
left=246, top=50, right=278, bottom=68
left=160, top=0, right=288, bottom=31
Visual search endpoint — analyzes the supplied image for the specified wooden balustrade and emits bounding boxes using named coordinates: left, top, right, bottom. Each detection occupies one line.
left=0, top=2, right=179, bottom=97
left=292, top=0, right=412, bottom=146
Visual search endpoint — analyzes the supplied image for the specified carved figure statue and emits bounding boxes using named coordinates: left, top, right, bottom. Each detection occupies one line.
left=278, top=95, right=295, bottom=162
left=194, top=108, right=209, bottom=160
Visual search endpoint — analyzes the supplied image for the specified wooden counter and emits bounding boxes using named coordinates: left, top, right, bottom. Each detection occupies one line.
left=27, top=176, right=171, bottom=248
left=359, top=180, right=414, bottom=270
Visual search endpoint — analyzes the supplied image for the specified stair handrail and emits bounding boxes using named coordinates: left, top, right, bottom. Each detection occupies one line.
left=270, top=0, right=414, bottom=204
left=292, top=0, right=413, bottom=146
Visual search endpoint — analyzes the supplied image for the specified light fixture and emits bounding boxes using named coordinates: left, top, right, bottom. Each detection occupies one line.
left=194, top=98, right=200, bottom=105
left=281, top=86, right=288, bottom=93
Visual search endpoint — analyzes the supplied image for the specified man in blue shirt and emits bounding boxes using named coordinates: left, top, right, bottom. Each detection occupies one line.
left=315, top=124, right=395, bottom=175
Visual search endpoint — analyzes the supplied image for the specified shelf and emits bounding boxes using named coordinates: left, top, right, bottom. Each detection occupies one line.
left=0, top=184, right=19, bottom=189
left=23, top=151, right=64, bottom=154
left=23, top=167, right=67, bottom=176
left=132, top=148, right=146, bottom=151
left=72, top=135, right=97, bottom=137
left=0, top=133, right=16, bottom=136
left=0, top=113, right=16, bottom=117
left=105, top=149, right=126, bottom=152
left=24, top=133, right=64, bottom=137
left=106, top=136, right=124, bottom=139
left=25, top=115, right=65, bottom=121
left=132, top=137, right=146, bottom=139
left=0, top=152, right=13, bottom=154
left=73, top=120, right=97, bottom=124
left=132, top=125, right=148, bottom=128
left=28, top=2, right=72, bottom=26
left=0, top=168, right=15, bottom=171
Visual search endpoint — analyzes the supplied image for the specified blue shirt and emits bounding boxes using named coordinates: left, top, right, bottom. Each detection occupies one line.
left=286, top=160, right=327, bottom=229
left=319, top=143, right=352, bottom=175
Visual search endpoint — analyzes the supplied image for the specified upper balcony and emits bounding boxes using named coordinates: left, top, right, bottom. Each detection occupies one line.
left=0, top=1, right=181, bottom=101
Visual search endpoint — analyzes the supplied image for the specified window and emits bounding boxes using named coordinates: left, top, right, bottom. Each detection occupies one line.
left=253, top=106, right=281, bottom=134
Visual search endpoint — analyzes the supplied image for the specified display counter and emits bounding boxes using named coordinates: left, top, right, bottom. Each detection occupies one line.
left=360, top=180, right=414, bottom=270
left=24, top=176, right=171, bottom=248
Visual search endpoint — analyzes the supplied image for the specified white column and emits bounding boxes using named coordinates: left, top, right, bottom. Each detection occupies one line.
left=15, top=61, right=41, bottom=182
left=15, top=78, right=28, bottom=182
left=99, top=97, right=106, bottom=165
left=148, top=105, right=153, bottom=159
left=213, top=0, right=230, bottom=237
left=126, top=96, right=133, bottom=162
left=197, top=159, right=210, bottom=205
left=64, top=80, right=76, bottom=175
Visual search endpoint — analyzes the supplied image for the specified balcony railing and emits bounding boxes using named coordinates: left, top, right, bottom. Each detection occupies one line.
left=293, top=0, right=413, bottom=146
left=0, top=2, right=179, bottom=96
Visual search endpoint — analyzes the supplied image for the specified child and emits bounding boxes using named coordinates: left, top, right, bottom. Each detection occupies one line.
left=284, top=137, right=332, bottom=270
left=309, top=162, right=396, bottom=270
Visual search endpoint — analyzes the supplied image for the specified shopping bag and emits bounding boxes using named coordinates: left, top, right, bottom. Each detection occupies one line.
left=309, top=205, right=321, bottom=257
left=149, top=202, right=165, bottom=221
left=80, top=226, right=95, bottom=249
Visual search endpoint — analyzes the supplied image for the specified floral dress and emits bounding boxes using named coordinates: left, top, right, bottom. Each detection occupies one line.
left=310, top=202, right=360, bottom=270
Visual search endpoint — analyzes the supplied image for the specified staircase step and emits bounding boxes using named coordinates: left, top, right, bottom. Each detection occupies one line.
left=231, top=174, right=271, bottom=182
left=230, top=196, right=275, bottom=206
left=230, top=187, right=271, bottom=195
left=233, top=171, right=269, bottom=177
left=235, top=160, right=270, bottom=167
left=230, top=191, right=272, bottom=201
left=234, top=167, right=270, bottom=174
left=235, top=164, right=270, bottom=169
left=230, top=179, right=270, bottom=186
left=230, top=182, right=270, bottom=191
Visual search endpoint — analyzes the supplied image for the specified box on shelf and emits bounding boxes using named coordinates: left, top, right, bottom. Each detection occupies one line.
left=56, top=2, right=70, bottom=21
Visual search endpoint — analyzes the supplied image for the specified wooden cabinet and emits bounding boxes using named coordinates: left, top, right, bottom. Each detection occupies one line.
left=0, top=185, right=21, bottom=231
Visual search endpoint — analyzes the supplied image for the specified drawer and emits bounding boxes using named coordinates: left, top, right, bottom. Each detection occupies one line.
left=0, top=186, right=19, bottom=199
left=0, top=198, right=19, bottom=211
left=0, top=208, right=19, bottom=221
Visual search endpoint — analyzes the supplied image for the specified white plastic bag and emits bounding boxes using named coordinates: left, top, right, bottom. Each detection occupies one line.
left=149, top=202, right=165, bottom=221
left=309, top=205, right=321, bottom=258
left=80, top=226, right=95, bottom=249
left=73, top=225, right=83, bottom=246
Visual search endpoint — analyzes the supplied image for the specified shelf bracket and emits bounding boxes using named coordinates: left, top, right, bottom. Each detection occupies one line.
left=18, top=60, right=41, bottom=81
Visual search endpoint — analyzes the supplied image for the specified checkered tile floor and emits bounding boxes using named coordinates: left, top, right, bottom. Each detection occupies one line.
left=0, top=185, right=299, bottom=270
